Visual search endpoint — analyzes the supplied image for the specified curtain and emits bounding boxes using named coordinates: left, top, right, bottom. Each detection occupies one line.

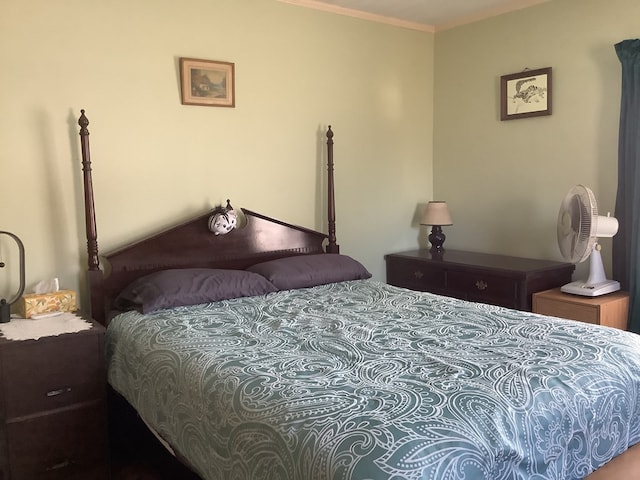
left=613, top=39, right=640, bottom=333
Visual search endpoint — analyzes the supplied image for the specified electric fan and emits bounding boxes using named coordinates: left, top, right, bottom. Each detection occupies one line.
left=557, top=185, right=620, bottom=296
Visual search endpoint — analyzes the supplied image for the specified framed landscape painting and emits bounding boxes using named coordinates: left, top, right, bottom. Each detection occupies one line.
left=180, top=58, right=235, bottom=108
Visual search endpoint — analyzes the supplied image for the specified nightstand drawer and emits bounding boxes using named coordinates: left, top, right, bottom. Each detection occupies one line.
left=447, top=271, right=517, bottom=307
left=386, top=257, right=445, bottom=291
left=7, top=403, right=108, bottom=480
left=1, top=333, right=103, bottom=419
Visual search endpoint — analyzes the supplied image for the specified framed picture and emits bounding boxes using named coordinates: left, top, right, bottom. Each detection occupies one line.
left=500, top=67, right=551, bottom=120
left=180, top=58, right=235, bottom=107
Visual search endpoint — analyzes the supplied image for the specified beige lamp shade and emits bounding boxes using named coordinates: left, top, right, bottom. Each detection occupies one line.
left=421, top=201, right=453, bottom=226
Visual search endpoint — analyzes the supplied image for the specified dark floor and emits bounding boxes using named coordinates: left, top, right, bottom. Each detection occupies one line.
left=107, top=388, right=203, bottom=480
left=111, top=442, right=202, bottom=480
left=108, top=400, right=202, bottom=479
left=112, top=459, right=201, bottom=480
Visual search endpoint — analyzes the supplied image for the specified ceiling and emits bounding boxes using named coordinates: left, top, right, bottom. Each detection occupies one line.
left=278, top=0, right=550, bottom=31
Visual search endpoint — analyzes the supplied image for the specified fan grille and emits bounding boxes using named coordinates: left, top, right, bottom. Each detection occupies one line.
left=557, top=185, right=597, bottom=263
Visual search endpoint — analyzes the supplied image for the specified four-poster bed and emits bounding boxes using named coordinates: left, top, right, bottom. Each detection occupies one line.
left=77, top=110, right=640, bottom=480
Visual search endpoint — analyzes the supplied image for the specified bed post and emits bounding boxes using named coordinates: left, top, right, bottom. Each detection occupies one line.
left=78, top=110, right=105, bottom=323
left=326, top=126, right=339, bottom=253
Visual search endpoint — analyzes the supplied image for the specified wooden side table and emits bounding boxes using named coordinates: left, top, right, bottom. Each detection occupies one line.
left=532, top=288, right=629, bottom=329
left=0, top=319, right=109, bottom=479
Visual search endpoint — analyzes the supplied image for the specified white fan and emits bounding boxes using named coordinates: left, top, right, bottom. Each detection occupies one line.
left=557, top=185, right=620, bottom=296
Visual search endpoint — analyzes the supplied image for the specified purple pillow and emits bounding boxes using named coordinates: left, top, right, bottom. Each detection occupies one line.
left=246, top=254, right=371, bottom=291
left=114, top=268, right=277, bottom=313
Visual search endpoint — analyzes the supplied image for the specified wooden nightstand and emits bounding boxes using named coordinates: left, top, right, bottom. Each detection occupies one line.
left=532, top=288, right=629, bottom=329
left=0, top=320, right=109, bottom=479
left=385, top=249, right=574, bottom=311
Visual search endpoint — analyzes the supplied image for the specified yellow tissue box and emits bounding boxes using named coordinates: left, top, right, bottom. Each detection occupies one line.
left=17, top=290, right=77, bottom=319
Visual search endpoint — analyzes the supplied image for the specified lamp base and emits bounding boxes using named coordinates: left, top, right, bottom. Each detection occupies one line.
left=428, top=226, right=446, bottom=254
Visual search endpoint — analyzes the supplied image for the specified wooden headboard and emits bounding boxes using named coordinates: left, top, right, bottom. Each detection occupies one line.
left=77, top=110, right=339, bottom=325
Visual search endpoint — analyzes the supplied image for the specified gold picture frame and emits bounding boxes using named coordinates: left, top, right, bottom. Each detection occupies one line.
left=180, top=57, right=235, bottom=108
left=500, top=67, right=551, bottom=120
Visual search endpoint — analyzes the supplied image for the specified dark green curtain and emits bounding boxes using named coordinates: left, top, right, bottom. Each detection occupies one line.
left=613, top=39, right=640, bottom=333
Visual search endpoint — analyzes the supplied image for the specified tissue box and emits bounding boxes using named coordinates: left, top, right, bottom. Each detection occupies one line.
left=17, top=290, right=77, bottom=319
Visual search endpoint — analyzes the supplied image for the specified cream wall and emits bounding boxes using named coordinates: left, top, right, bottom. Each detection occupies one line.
left=0, top=0, right=434, bottom=308
left=5, top=0, right=634, bottom=311
left=433, top=0, right=639, bottom=282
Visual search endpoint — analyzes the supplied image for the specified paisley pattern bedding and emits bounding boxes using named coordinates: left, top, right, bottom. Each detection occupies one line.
left=106, top=280, right=640, bottom=480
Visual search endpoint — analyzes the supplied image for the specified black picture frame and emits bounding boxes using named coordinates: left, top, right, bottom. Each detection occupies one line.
left=500, top=67, right=552, bottom=121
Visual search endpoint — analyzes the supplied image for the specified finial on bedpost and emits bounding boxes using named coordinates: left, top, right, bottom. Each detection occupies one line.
left=78, top=109, right=89, bottom=135
left=326, top=125, right=339, bottom=253
left=78, top=109, right=100, bottom=272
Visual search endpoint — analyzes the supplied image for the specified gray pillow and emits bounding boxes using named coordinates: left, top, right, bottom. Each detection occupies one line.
left=114, top=268, right=277, bottom=313
left=247, top=254, right=371, bottom=291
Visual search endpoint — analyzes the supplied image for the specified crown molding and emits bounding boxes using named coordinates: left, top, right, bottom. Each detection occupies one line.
left=276, top=0, right=435, bottom=33
left=277, top=0, right=550, bottom=33
left=434, top=0, right=550, bottom=31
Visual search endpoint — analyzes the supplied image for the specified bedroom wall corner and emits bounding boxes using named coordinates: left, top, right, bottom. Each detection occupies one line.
left=432, top=0, right=639, bottom=281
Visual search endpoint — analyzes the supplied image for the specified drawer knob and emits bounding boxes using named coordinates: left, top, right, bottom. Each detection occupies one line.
left=414, top=270, right=424, bottom=279
left=46, top=386, right=72, bottom=397
left=475, top=280, right=488, bottom=291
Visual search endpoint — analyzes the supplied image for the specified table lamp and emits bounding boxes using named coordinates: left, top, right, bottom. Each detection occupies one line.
left=421, top=201, right=453, bottom=254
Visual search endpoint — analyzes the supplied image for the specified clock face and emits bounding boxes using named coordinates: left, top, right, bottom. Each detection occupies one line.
left=208, top=210, right=237, bottom=235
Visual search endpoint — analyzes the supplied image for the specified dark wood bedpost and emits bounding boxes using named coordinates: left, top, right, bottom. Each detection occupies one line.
left=78, top=110, right=105, bottom=323
left=326, top=126, right=339, bottom=253
left=79, top=110, right=99, bottom=271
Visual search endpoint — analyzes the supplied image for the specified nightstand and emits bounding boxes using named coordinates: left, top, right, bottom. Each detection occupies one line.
left=385, top=249, right=574, bottom=311
left=532, top=288, right=629, bottom=329
left=0, top=320, right=109, bottom=479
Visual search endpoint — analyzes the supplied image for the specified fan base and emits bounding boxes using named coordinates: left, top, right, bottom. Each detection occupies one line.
left=561, top=279, right=621, bottom=297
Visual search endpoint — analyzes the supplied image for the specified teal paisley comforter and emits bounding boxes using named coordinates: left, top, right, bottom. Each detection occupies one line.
left=106, top=280, right=640, bottom=480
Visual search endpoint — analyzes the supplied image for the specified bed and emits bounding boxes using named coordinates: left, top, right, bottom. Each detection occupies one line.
left=77, top=110, right=640, bottom=479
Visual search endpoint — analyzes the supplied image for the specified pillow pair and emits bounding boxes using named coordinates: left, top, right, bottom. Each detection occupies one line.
left=115, top=254, right=371, bottom=313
